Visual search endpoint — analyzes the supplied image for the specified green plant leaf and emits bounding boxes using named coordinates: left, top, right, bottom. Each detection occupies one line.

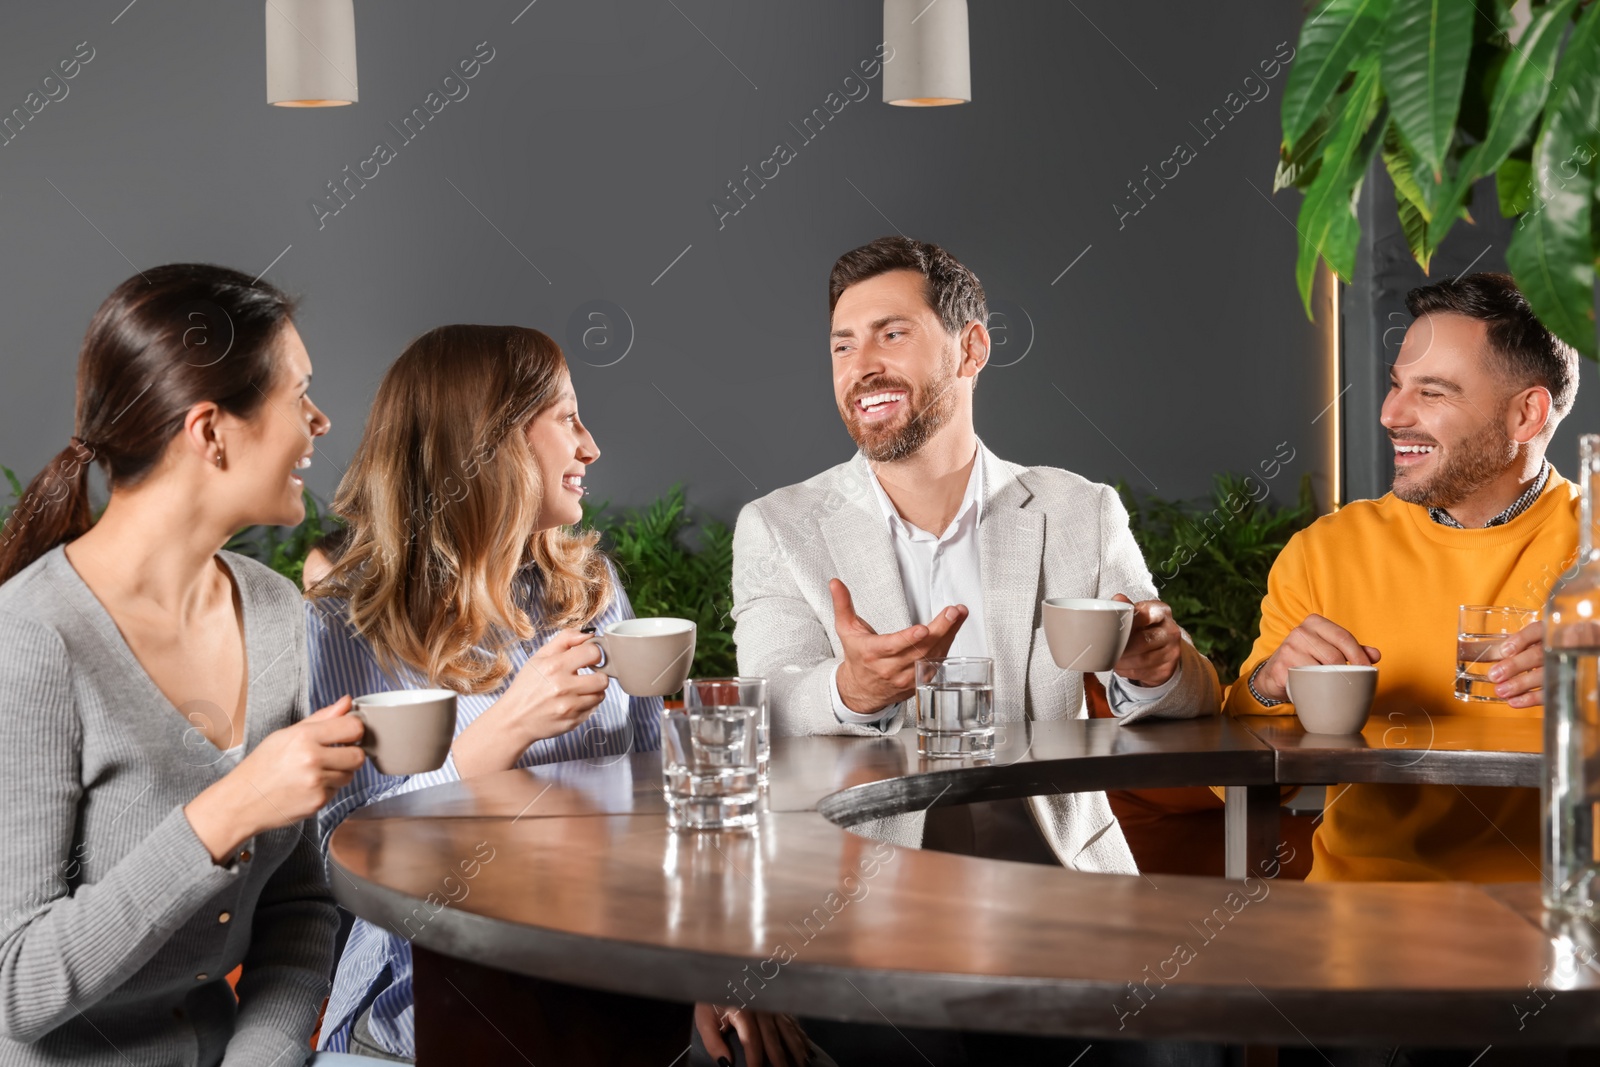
left=1384, top=116, right=1476, bottom=268
left=1381, top=0, right=1475, bottom=179
left=1454, top=5, right=1516, bottom=145
left=1295, top=60, right=1387, bottom=315
left=586, top=485, right=739, bottom=678
left=1275, top=107, right=1333, bottom=191
left=1383, top=121, right=1432, bottom=219
left=1506, top=103, right=1597, bottom=359
left=1547, top=0, right=1600, bottom=123
left=1396, top=191, right=1434, bottom=271
left=1472, top=0, right=1575, bottom=177
left=1282, top=0, right=1392, bottom=150
left=1123, top=474, right=1318, bottom=684
left=1409, top=0, right=1577, bottom=240
left=0, top=466, right=17, bottom=530
left=1504, top=0, right=1600, bottom=357
left=1403, top=161, right=1477, bottom=266
left=1498, top=155, right=1533, bottom=216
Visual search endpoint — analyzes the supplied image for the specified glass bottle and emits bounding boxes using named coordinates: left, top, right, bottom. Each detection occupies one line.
left=1544, top=434, right=1600, bottom=915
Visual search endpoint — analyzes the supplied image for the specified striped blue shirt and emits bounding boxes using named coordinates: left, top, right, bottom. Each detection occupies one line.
left=308, top=562, right=662, bottom=1058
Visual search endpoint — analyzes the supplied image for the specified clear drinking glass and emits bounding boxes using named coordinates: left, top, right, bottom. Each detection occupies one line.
left=661, top=704, right=760, bottom=830
left=685, top=677, right=769, bottom=784
left=1456, top=605, right=1540, bottom=702
left=913, top=657, right=995, bottom=759
left=1545, top=434, right=1600, bottom=916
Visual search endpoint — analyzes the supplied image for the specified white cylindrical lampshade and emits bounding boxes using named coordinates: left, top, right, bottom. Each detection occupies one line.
left=882, top=0, right=971, bottom=106
left=266, top=0, right=358, bottom=107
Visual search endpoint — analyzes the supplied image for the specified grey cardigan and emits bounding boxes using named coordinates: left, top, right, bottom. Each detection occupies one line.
left=0, top=547, right=335, bottom=1067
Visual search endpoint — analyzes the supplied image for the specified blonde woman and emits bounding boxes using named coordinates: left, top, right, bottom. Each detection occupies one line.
left=0, top=264, right=363, bottom=1066
left=308, top=326, right=812, bottom=1066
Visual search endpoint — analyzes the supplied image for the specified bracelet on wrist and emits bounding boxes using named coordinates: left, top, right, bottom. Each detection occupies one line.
left=1246, top=661, right=1286, bottom=707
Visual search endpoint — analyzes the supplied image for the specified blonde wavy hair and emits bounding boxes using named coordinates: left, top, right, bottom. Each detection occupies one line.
left=311, top=325, right=614, bottom=694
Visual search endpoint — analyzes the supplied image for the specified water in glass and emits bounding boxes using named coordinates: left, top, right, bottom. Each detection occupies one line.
left=914, top=657, right=995, bottom=759
left=685, top=677, right=769, bottom=784
left=1457, top=606, right=1538, bottom=702
left=662, top=705, right=760, bottom=830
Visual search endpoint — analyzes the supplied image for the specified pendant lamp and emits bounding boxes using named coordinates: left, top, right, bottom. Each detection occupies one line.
left=266, top=0, right=358, bottom=107
left=882, top=0, right=971, bottom=106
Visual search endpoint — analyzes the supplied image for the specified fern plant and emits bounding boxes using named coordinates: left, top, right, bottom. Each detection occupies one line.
left=1119, top=474, right=1318, bottom=684
left=0, top=466, right=19, bottom=529
left=222, top=483, right=740, bottom=679
left=582, top=485, right=737, bottom=679
left=6, top=455, right=1315, bottom=690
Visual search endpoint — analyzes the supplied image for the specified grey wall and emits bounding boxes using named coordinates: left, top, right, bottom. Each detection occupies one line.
left=0, top=0, right=1336, bottom=524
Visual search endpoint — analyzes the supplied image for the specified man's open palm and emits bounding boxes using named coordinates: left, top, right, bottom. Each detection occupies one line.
left=831, top=578, right=968, bottom=715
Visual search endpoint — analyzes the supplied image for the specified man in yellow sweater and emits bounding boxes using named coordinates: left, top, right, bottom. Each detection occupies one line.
left=1226, top=273, right=1580, bottom=882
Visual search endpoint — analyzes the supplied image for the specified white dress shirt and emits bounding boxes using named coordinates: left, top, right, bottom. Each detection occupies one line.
left=829, top=445, right=1181, bottom=725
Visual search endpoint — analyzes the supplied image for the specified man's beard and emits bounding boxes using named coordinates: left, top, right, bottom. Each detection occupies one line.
left=840, top=365, right=958, bottom=463
left=1391, top=415, right=1518, bottom=510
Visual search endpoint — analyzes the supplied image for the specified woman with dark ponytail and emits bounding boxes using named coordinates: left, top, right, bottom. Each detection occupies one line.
left=0, top=264, right=366, bottom=1066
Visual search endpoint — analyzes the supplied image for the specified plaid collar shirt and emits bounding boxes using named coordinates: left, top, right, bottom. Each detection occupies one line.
left=1427, top=459, right=1550, bottom=529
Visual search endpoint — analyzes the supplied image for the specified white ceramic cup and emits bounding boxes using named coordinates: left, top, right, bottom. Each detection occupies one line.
left=1286, top=665, right=1378, bottom=734
left=1041, top=598, right=1135, bottom=672
left=589, top=618, right=697, bottom=697
left=350, top=689, right=457, bottom=775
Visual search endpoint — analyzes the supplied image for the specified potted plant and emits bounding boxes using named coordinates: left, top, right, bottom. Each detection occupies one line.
left=582, top=485, right=737, bottom=682
left=1119, top=473, right=1318, bottom=683
left=1278, top=0, right=1600, bottom=357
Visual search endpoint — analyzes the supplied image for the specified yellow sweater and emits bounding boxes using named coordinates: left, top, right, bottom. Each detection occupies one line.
left=1225, top=471, right=1579, bottom=882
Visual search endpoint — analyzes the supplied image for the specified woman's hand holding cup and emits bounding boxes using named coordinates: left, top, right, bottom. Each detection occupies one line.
left=511, top=629, right=611, bottom=739
left=452, top=630, right=610, bottom=778
left=184, top=696, right=367, bottom=864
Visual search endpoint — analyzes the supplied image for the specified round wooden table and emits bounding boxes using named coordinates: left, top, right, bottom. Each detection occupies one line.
left=328, top=715, right=1599, bottom=1063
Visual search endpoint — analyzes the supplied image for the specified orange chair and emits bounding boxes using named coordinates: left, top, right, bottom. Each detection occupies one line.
left=1084, top=676, right=1313, bottom=879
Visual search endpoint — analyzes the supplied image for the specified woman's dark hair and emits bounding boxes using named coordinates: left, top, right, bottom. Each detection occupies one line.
left=828, top=235, right=988, bottom=335
left=1405, top=272, right=1580, bottom=420
left=0, top=264, right=298, bottom=585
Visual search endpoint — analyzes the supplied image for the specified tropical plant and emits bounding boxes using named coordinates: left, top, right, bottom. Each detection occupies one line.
left=582, top=485, right=737, bottom=679
left=1119, top=474, right=1319, bottom=684
left=0, top=466, right=20, bottom=529
left=5, top=453, right=1315, bottom=688
left=1278, top=0, right=1600, bottom=357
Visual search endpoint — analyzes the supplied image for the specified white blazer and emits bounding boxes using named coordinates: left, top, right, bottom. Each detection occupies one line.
left=731, top=445, right=1222, bottom=872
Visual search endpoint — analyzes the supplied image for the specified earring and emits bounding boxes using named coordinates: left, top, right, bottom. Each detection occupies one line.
left=214, top=449, right=224, bottom=469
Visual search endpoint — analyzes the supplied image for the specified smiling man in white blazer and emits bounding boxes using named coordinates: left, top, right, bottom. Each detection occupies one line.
left=731, top=235, right=1221, bottom=872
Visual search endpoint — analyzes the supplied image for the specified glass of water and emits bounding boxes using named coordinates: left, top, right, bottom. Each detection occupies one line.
left=661, top=704, right=761, bottom=830
left=685, top=677, right=768, bottom=784
left=914, top=657, right=995, bottom=759
left=1457, top=605, right=1540, bottom=701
